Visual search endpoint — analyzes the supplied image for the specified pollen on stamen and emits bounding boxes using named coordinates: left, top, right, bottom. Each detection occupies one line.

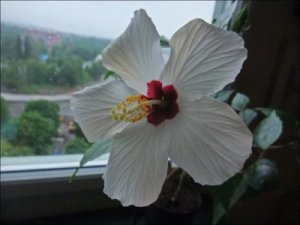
left=111, top=95, right=150, bottom=123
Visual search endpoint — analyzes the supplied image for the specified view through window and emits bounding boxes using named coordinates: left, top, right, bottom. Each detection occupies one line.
left=0, top=1, right=215, bottom=170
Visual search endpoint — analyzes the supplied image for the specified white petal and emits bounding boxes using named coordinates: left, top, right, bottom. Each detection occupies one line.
left=160, top=19, right=247, bottom=99
left=102, top=9, right=164, bottom=93
left=166, top=96, right=252, bottom=185
left=103, top=121, right=170, bottom=206
left=71, top=80, right=137, bottom=142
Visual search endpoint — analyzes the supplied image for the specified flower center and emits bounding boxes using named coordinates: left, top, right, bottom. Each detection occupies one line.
left=111, top=80, right=179, bottom=126
left=111, top=95, right=150, bottom=123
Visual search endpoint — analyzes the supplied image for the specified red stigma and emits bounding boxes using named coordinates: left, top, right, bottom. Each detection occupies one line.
left=146, top=80, right=179, bottom=126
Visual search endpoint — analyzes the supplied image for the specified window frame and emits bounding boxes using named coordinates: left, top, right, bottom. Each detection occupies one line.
left=0, top=159, right=120, bottom=223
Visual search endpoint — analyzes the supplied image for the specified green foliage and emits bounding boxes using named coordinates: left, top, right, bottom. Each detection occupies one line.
left=256, top=107, right=299, bottom=131
left=17, top=111, right=56, bottom=155
left=56, top=57, right=83, bottom=86
left=160, top=35, right=170, bottom=47
left=1, top=59, right=57, bottom=90
left=1, top=97, right=9, bottom=123
left=239, top=108, right=258, bottom=126
left=0, top=56, right=101, bottom=93
left=253, top=111, right=283, bottom=150
left=85, top=61, right=106, bottom=80
left=213, top=90, right=285, bottom=150
left=15, top=35, right=24, bottom=59
left=25, top=59, right=56, bottom=84
left=24, top=100, right=60, bottom=128
left=15, top=35, right=42, bottom=59
left=24, top=36, right=32, bottom=58
left=0, top=140, right=33, bottom=157
left=51, top=35, right=110, bottom=61
left=71, top=122, right=87, bottom=141
left=1, top=23, right=111, bottom=94
left=211, top=89, right=235, bottom=103
left=70, top=138, right=112, bottom=181
left=231, top=93, right=250, bottom=111
left=104, top=70, right=116, bottom=80
left=247, top=159, right=279, bottom=191
left=208, top=90, right=297, bottom=224
left=1, top=119, right=18, bottom=143
left=256, top=107, right=287, bottom=118
left=206, top=173, right=248, bottom=225
left=65, top=138, right=90, bottom=154
left=81, top=70, right=92, bottom=84
left=79, top=138, right=112, bottom=166
left=207, top=158, right=280, bottom=225
left=1, top=98, right=59, bottom=157
left=1, top=24, right=24, bottom=60
left=231, top=3, right=249, bottom=33
left=1, top=61, right=21, bottom=89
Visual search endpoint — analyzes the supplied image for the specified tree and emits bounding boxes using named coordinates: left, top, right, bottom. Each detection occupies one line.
left=1, top=62, right=21, bottom=89
left=57, top=57, right=83, bottom=86
left=24, top=36, right=32, bottom=58
left=17, top=111, right=57, bottom=155
left=1, top=97, right=9, bottom=123
left=85, top=61, right=106, bottom=80
left=65, top=138, right=90, bottom=154
left=1, top=119, right=18, bottom=143
left=25, top=59, right=55, bottom=84
left=15, top=34, right=24, bottom=59
left=0, top=140, right=33, bottom=157
left=70, top=122, right=88, bottom=142
left=24, top=100, right=60, bottom=129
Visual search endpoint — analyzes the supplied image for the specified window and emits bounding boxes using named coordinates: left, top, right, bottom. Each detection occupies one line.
left=1, top=1, right=215, bottom=223
left=1, top=1, right=215, bottom=160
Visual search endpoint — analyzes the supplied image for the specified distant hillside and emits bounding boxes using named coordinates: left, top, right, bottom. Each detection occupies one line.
left=1, top=22, right=111, bottom=94
left=1, top=22, right=111, bottom=61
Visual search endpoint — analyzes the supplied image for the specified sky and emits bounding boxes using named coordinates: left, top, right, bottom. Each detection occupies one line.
left=1, top=1, right=215, bottom=39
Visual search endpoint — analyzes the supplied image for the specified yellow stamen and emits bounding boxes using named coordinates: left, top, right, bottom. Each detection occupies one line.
left=111, top=95, right=152, bottom=123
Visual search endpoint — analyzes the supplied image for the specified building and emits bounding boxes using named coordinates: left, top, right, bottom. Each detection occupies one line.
left=26, top=28, right=61, bottom=50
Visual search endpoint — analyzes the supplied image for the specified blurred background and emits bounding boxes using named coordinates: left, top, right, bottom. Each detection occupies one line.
left=1, top=1, right=299, bottom=225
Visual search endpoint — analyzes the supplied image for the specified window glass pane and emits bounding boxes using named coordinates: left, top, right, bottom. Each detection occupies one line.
left=1, top=1, right=214, bottom=168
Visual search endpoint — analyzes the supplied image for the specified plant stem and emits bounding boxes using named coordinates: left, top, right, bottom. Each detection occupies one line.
left=171, top=170, right=186, bottom=202
left=166, top=167, right=180, bottom=180
left=252, top=140, right=298, bottom=150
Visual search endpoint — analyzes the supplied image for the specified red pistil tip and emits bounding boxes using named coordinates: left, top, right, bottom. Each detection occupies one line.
left=146, top=80, right=179, bottom=126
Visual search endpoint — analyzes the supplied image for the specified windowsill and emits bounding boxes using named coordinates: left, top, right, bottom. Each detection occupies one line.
left=0, top=154, right=120, bottom=223
left=0, top=154, right=109, bottom=181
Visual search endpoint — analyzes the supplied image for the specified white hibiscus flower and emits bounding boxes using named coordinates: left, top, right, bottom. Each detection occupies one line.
left=71, top=9, right=252, bottom=207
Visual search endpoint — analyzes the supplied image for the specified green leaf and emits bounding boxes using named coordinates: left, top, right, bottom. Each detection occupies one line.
left=247, top=159, right=279, bottom=191
left=256, top=107, right=298, bottom=126
left=211, top=89, right=235, bottom=102
left=160, top=35, right=170, bottom=47
left=253, top=111, right=282, bottom=150
left=104, top=70, right=115, bottom=80
left=231, top=93, right=250, bottom=111
left=69, top=138, right=112, bottom=182
left=231, top=3, right=249, bottom=33
left=79, top=138, right=112, bottom=166
left=239, top=108, right=258, bottom=125
left=211, top=198, right=227, bottom=225
left=255, top=107, right=293, bottom=118
left=206, top=173, right=248, bottom=225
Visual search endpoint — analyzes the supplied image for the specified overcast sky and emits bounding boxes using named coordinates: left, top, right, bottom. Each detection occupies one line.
left=1, top=1, right=215, bottom=39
